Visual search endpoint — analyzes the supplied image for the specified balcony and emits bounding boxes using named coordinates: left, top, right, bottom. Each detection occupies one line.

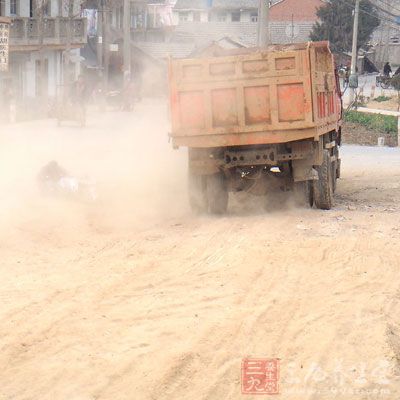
left=9, top=17, right=87, bottom=51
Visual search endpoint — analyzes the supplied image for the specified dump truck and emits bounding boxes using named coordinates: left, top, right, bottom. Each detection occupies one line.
left=168, top=41, right=342, bottom=214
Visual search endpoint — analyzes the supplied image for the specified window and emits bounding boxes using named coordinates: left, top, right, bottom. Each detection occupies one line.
left=231, top=12, right=240, bottom=22
left=179, top=12, right=189, bottom=22
left=217, top=12, right=227, bottom=22
left=250, top=12, right=258, bottom=22
left=10, top=0, right=18, bottom=15
left=193, top=11, right=201, bottom=22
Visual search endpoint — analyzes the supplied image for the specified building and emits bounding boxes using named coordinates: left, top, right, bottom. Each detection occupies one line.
left=0, top=0, right=86, bottom=119
left=130, top=36, right=247, bottom=95
left=369, top=0, right=400, bottom=68
left=269, top=0, right=323, bottom=44
left=173, top=0, right=259, bottom=24
left=100, top=0, right=175, bottom=91
left=99, top=0, right=324, bottom=96
left=108, top=0, right=176, bottom=43
left=105, top=0, right=325, bottom=61
left=172, top=0, right=324, bottom=46
left=270, top=0, right=322, bottom=22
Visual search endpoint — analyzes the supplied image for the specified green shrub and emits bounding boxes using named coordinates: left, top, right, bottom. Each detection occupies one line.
left=344, top=111, right=397, bottom=135
left=374, top=96, right=391, bottom=103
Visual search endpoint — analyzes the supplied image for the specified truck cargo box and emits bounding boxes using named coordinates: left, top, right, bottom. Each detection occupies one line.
left=168, top=41, right=341, bottom=148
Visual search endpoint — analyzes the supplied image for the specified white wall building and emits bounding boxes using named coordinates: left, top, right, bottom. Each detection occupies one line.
left=0, top=0, right=86, bottom=119
left=172, top=0, right=260, bottom=25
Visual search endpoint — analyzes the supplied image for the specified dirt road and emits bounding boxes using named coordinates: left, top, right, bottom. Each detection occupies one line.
left=1, top=100, right=400, bottom=399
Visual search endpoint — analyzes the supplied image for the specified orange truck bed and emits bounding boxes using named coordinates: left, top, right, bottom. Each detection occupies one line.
left=168, top=41, right=341, bottom=149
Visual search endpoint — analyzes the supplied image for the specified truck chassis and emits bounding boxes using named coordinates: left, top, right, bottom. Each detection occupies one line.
left=188, top=130, right=340, bottom=213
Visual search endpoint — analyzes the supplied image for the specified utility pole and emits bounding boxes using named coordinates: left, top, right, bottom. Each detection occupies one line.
left=123, top=0, right=131, bottom=82
left=97, top=1, right=103, bottom=77
left=291, top=13, right=294, bottom=43
left=37, top=0, right=46, bottom=107
left=382, top=0, right=392, bottom=68
left=258, top=0, right=269, bottom=47
left=101, top=0, right=109, bottom=93
left=350, top=0, right=360, bottom=103
left=64, top=0, right=74, bottom=91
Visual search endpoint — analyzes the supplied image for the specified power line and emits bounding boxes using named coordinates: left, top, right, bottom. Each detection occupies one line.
left=335, top=0, right=400, bottom=33
left=374, top=0, right=400, bottom=16
left=373, top=2, right=400, bottom=19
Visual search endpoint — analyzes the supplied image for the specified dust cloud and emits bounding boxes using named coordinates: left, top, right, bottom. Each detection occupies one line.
left=0, top=98, right=188, bottom=245
left=3, top=98, right=400, bottom=399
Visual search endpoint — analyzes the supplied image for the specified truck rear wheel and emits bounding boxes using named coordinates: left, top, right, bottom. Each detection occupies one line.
left=331, top=161, right=337, bottom=193
left=331, top=141, right=340, bottom=193
left=206, top=173, right=228, bottom=214
left=188, top=173, right=208, bottom=214
left=314, top=150, right=334, bottom=210
left=294, top=181, right=314, bottom=208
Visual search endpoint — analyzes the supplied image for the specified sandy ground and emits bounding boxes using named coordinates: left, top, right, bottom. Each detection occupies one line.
left=1, top=100, right=400, bottom=400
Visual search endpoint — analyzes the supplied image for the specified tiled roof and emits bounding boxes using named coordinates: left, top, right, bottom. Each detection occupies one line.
left=133, top=19, right=316, bottom=62
left=133, top=36, right=248, bottom=61
left=173, top=21, right=257, bottom=46
left=133, top=41, right=196, bottom=59
left=173, top=21, right=315, bottom=47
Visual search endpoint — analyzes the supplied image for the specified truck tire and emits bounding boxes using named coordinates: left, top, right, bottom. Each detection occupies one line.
left=336, top=158, right=341, bottom=179
left=307, top=181, right=314, bottom=207
left=294, top=181, right=314, bottom=208
left=189, top=173, right=208, bottom=214
left=314, top=150, right=334, bottom=210
left=206, top=173, right=228, bottom=214
left=331, top=143, right=340, bottom=193
left=331, top=160, right=337, bottom=193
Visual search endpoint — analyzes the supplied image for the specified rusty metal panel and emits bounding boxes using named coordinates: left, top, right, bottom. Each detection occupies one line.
left=277, top=83, right=305, bottom=122
left=244, top=86, right=271, bottom=125
left=275, top=57, right=296, bottom=71
left=211, top=88, right=238, bottom=127
left=169, top=41, right=338, bottom=148
left=310, top=44, right=340, bottom=131
left=242, top=59, right=269, bottom=74
left=172, top=128, right=318, bottom=148
left=182, top=64, right=203, bottom=79
left=209, top=61, right=236, bottom=76
left=179, top=91, right=205, bottom=129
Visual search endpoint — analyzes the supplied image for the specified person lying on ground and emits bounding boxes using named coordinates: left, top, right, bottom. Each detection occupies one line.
left=37, top=161, right=97, bottom=201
